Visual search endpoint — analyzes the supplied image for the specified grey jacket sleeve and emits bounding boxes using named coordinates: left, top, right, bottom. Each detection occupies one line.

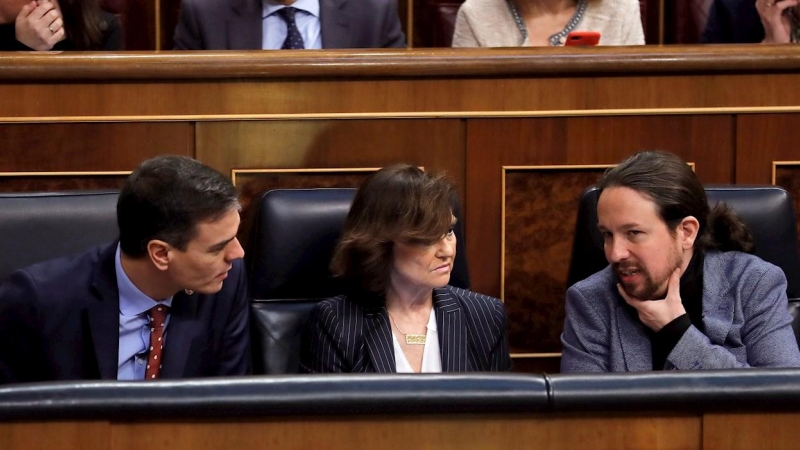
left=668, top=265, right=800, bottom=369
left=560, top=285, right=611, bottom=373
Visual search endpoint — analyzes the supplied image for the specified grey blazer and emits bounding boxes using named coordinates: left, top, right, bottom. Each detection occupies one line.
left=173, top=0, right=406, bottom=49
left=300, top=285, right=511, bottom=373
left=561, top=251, right=800, bottom=372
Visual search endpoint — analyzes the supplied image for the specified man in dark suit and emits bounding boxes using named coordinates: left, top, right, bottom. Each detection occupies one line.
left=0, top=156, right=251, bottom=383
left=173, top=0, right=406, bottom=50
left=702, top=0, right=799, bottom=43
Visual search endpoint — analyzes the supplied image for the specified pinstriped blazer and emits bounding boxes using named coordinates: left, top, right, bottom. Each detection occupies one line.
left=300, top=286, right=511, bottom=373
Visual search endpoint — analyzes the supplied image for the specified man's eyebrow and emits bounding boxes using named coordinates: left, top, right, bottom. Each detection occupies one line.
left=208, top=236, right=235, bottom=252
left=597, top=222, right=641, bottom=231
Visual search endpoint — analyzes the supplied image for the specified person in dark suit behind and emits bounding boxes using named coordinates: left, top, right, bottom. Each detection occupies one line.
left=173, top=0, right=406, bottom=50
left=561, top=151, right=800, bottom=373
left=0, top=155, right=251, bottom=384
left=702, top=0, right=799, bottom=43
left=300, top=164, right=511, bottom=373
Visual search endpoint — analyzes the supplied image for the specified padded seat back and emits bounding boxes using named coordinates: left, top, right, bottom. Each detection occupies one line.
left=0, top=191, right=119, bottom=283
left=247, top=188, right=471, bottom=374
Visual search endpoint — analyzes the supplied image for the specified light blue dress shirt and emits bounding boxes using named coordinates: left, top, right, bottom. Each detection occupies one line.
left=262, top=0, right=322, bottom=49
left=116, top=245, right=173, bottom=380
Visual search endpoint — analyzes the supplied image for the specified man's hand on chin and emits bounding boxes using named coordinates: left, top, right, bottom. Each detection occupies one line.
left=618, top=268, right=686, bottom=332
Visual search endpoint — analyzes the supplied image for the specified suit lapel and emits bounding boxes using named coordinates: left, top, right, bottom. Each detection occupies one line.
left=363, top=305, right=395, bottom=373
left=701, top=253, right=735, bottom=344
left=319, top=0, right=350, bottom=49
left=229, top=0, right=263, bottom=49
left=615, top=304, right=652, bottom=371
left=87, top=245, right=122, bottom=380
left=160, top=291, right=202, bottom=378
left=434, top=288, right=467, bottom=372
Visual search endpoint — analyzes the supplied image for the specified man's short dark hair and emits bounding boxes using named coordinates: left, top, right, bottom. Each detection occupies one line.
left=117, top=155, right=240, bottom=258
left=331, top=164, right=456, bottom=294
left=597, top=150, right=753, bottom=253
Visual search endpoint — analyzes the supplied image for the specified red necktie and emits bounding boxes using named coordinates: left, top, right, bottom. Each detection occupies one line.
left=145, top=304, right=169, bottom=380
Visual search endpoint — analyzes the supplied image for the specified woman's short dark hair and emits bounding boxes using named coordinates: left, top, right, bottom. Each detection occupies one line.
left=597, top=150, right=753, bottom=253
left=117, top=155, right=240, bottom=258
left=331, top=164, right=457, bottom=294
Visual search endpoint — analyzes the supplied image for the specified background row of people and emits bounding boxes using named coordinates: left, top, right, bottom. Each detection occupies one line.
left=0, top=0, right=795, bottom=51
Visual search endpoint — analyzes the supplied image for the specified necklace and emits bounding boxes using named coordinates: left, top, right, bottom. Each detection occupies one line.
left=506, top=0, right=588, bottom=46
left=387, top=312, right=427, bottom=345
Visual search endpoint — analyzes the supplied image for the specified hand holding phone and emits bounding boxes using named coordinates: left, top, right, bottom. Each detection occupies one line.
left=565, top=31, right=601, bottom=46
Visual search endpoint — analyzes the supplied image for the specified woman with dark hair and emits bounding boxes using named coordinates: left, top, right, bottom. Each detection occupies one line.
left=300, top=164, right=511, bottom=373
left=0, top=0, right=121, bottom=50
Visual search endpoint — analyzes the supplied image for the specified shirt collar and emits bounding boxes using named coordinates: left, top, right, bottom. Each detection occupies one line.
left=263, top=0, right=320, bottom=18
left=116, top=244, right=173, bottom=317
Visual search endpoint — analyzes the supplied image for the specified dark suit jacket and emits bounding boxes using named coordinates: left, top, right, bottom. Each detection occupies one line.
left=0, top=243, right=251, bottom=383
left=173, top=0, right=406, bottom=49
left=300, top=285, right=511, bottom=373
left=701, top=0, right=765, bottom=43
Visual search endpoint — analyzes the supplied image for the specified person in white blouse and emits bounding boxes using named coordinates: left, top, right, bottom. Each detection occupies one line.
left=300, top=164, right=511, bottom=373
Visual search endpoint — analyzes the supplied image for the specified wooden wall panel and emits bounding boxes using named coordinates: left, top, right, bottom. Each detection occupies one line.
left=122, top=0, right=158, bottom=50
left=0, top=422, right=109, bottom=450
left=3, top=73, right=797, bottom=120
left=736, top=114, right=800, bottom=184
left=466, top=115, right=734, bottom=357
left=0, top=175, right=127, bottom=192
left=704, top=413, right=800, bottom=450
left=0, top=123, right=194, bottom=172
left=196, top=119, right=466, bottom=205
left=109, top=415, right=700, bottom=450
left=504, top=168, right=607, bottom=354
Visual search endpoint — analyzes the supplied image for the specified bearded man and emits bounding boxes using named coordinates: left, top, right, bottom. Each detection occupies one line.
left=561, top=150, right=800, bottom=372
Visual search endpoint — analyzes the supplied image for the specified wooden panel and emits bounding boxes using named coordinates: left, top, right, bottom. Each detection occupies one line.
left=0, top=174, right=127, bottom=192
left=773, top=165, right=800, bottom=253
left=704, top=412, right=800, bottom=450
left=736, top=114, right=800, bottom=184
left=0, top=422, right=109, bottom=450
left=160, top=0, right=183, bottom=50
left=0, top=74, right=793, bottom=120
left=511, top=355, right=561, bottom=373
left=197, top=119, right=465, bottom=205
left=0, top=123, right=194, bottom=171
left=106, top=415, right=700, bottom=450
left=504, top=168, right=606, bottom=353
left=7, top=46, right=800, bottom=81
left=123, top=0, right=158, bottom=50
left=466, top=115, right=734, bottom=355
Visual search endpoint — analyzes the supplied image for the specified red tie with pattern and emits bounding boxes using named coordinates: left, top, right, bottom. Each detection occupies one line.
left=145, top=304, right=169, bottom=380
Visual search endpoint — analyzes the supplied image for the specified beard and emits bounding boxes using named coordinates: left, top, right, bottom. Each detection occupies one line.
left=613, top=246, right=683, bottom=300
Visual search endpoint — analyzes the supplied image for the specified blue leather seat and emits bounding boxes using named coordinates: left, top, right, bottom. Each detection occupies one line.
left=0, top=191, right=119, bottom=283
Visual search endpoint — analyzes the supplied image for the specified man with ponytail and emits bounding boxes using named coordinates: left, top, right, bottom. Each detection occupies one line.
left=561, top=150, right=800, bottom=372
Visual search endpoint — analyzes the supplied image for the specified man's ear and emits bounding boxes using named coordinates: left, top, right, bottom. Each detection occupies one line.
left=147, top=240, right=171, bottom=271
left=678, top=216, right=700, bottom=249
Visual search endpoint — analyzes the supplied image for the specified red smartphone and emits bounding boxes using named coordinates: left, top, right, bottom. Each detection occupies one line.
left=564, top=31, right=601, bottom=46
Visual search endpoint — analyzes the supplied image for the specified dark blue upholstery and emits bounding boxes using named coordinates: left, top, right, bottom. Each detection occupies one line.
left=0, top=191, right=119, bottom=283
left=246, top=188, right=471, bottom=374
left=4, top=369, right=800, bottom=420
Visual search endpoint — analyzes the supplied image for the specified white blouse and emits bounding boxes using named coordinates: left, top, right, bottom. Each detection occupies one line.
left=392, top=309, right=442, bottom=373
